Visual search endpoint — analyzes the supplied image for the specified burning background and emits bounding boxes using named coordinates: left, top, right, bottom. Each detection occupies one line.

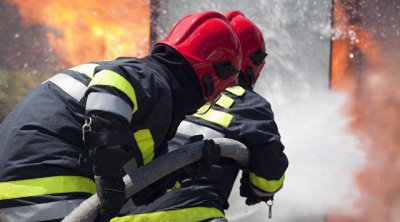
left=0, top=0, right=150, bottom=118
left=329, top=0, right=400, bottom=221
left=0, top=0, right=399, bottom=221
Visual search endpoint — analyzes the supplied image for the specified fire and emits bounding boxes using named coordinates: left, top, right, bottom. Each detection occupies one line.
left=6, top=0, right=150, bottom=67
left=330, top=0, right=385, bottom=91
left=329, top=0, right=400, bottom=221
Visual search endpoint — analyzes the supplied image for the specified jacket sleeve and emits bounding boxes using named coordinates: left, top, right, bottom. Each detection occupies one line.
left=83, top=59, right=152, bottom=176
left=238, top=97, right=288, bottom=194
left=85, top=60, right=143, bottom=129
left=186, top=85, right=289, bottom=194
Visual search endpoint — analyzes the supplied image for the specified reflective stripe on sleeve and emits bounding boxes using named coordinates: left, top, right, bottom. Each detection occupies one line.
left=0, top=176, right=96, bottom=200
left=194, top=109, right=233, bottom=128
left=45, top=73, right=87, bottom=101
left=215, top=94, right=234, bottom=109
left=88, top=70, right=138, bottom=113
left=110, top=207, right=225, bottom=222
left=0, top=199, right=85, bottom=222
left=86, top=92, right=133, bottom=122
left=177, top=121, right=224, bottom=139
left=68, top=63, right=99, bottom=78
left=249, top=173, right=285, bottom=193
left=133, top=129, right=155, bottom=165
left=225, top=85, right=245, bottom=96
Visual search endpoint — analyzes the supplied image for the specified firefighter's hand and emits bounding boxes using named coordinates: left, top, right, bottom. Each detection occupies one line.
left=239, top=171, right=274, bottom=205
left=184, top=138, right=221, bottom=179
left=95, top=176, right=126, bottom=222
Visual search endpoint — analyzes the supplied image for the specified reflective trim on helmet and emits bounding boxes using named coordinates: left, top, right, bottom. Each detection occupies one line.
left=215, top=94, right=234, bottom=109
left=249, top=172, right=285, bottom=193
left=0, top=176, right=96, bottom=200
left=194, top=108, right=233, bottom=128
left=110, top=207, right=225, bottom=222
left=133, top=129, right=155, bottom=165
left=86, top=92, right=133, bottom=122
left=225, top=85, right=245, bottom=96
left=0, top=199, right=85, bottom=222
left=89, top=70, right=138, bottom=113
left=68, top=63, right=99, bottom=78
left=46, top=73, right=87, bottom=101
left=177, top=120, right=225, bottom=139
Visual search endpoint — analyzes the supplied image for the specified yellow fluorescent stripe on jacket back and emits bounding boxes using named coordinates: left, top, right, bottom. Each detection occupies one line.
left=196, top=103, right=211, bottom=114
left=134, top=129, right=155, bottom=165
left=225, top=85, right=245, bottom=96
left=215, top=94, right=234, bottom=109
left=194, top=108, right=233, bottom=128
left=0, top=176, right=96, bottom=200
left=69, top=63, right=100, bottom=78
left=89, top=70, right=138, bottom=113
left=250, top=173, right=285, bottom=193
left=110, top=207, right=225, bottom=222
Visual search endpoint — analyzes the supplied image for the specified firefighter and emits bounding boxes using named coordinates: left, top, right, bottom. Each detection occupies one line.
left=112, top=11, right=289, bottom=222
left=0, top=11, right=242, bottom=222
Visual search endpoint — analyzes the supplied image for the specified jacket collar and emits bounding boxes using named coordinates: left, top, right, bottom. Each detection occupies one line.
left=138, top=45, right=204, bottom=139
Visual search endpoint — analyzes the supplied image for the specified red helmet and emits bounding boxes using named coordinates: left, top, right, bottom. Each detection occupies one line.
left=156, top=11, right=242, bottom=102
left=225, top=10, right=267, bottom=87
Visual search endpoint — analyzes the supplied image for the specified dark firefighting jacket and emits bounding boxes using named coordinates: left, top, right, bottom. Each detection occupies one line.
left=0, top=45, right=205, bottom=221
left=170, top=77, right=288, bottom=208
left=113, top=78, right=289, bottom=222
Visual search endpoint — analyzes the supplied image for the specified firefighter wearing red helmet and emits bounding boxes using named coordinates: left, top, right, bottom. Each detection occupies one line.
left=226, top=10, right=266, bottom=87
left=114, top=11, right=288, bottom=222
left=0, top=11, right=241, bottom=222
left=157, top=12, right=242, bottom=101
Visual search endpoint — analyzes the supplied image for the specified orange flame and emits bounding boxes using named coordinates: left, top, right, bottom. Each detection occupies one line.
left=329, top=0, right=400, bottom=221
left=330, top=0, right=385, bottom=91
left=6, top=0, right=150, bottom=67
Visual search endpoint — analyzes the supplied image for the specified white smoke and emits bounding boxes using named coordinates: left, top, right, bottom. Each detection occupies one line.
left=226, top=90, right=366, bottom=222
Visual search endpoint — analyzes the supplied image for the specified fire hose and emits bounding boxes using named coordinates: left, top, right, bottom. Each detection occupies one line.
left=62, top=138, right=249, bottom=222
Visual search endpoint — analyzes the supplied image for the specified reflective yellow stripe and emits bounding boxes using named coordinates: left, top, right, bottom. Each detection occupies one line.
left=194, top=108, right=233, bottom=128
left=111, top=207, right=224, bottom=222
left=134, top=129, right=155, bottom=165
left=89, top=70, right=138, bottom=113
left=166, top=181, right=181, bottom=193
left=196, top=103, right=211, bottom=114
left=250, top=173, right=285, bottom=193
left=215, top=94, right=234, bottom=109
left=68, top=63, right=99, bottom=78
left=225, top=85, right=245, bottom=96
left=0, top=176, right=96, bottom=200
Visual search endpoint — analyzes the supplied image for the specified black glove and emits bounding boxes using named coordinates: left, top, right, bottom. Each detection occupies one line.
left=84, top=116, right=135, bottom=177
left=239, top=171, right=273, bottom=206
left=95, top=176, right=126, bottom=222
left=83, top=115, right=134, bottom=221
left=183, top=137, right=221, bottom=179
